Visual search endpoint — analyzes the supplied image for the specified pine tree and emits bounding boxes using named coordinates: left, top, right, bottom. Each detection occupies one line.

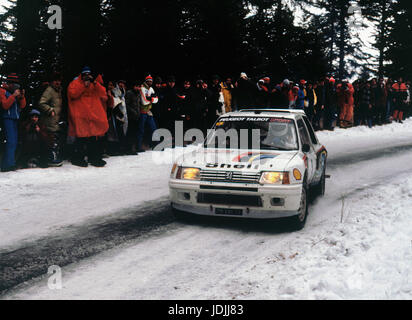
left=60, top=0, right=103, bottom=81
left=385, top=0, right=412, bottom=78
left=243, top=0, right=329, bottom=81
left=297, top=0, right=373, bottom=80
left=0, top=0, right=68, bottom=105
left=358, top=0, right=397, bottom=79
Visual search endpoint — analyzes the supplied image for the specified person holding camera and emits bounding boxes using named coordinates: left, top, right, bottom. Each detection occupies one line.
left=136, top=75, right=158, bottom=153
left=67, top=67, right=109, bottom=167
left=0, top=73, right=27, bottom=172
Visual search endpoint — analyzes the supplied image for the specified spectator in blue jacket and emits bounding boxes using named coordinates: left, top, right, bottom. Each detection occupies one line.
left=295, top=80, right=307, bottom=109
left=0, top=74, right=27, bottom=172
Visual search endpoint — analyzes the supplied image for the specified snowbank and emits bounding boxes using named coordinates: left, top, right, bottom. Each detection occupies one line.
left=1, top=119, right=412, bottom=250
left=4, top=171, right=411, bottom=300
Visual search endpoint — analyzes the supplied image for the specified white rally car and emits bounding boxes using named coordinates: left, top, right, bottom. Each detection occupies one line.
left=169, top=109, right=328, bottom=230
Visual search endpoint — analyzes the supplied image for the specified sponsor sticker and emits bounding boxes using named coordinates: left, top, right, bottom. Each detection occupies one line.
left=218, top=117, right=293, bottom=123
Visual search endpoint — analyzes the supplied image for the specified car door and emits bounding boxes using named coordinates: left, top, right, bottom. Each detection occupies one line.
left=297, top=118, right=316, bottom=184
left=302, top=115, right=327, bottom=183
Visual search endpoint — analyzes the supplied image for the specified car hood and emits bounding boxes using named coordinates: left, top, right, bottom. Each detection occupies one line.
left=178, top=148, right=298, bottom=172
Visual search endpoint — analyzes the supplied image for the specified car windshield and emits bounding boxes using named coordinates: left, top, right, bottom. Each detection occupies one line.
left=204, top=116, right=299, bottom=151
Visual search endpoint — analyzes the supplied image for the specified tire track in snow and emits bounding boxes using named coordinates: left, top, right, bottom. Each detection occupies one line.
left=0, top=198, right=175, bottom=294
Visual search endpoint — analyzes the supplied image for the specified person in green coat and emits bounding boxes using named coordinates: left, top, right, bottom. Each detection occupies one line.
left=38, top=73, right=63, bottom=167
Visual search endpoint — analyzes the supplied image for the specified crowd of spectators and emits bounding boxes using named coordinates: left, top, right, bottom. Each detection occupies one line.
left=0, top=68, right=410, bottom=172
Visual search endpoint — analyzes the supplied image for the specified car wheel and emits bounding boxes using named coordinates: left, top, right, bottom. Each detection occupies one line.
left=313, top=170, right=326, bottom=198
left=289, top=185, right=309, bottom=231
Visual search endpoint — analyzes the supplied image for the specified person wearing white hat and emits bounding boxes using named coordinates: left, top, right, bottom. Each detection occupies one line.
left=236, top=73, right=254, bottom=109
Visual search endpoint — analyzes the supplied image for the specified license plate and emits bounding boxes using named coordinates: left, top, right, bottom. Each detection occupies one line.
left=215, top=208, right=243, bottom=216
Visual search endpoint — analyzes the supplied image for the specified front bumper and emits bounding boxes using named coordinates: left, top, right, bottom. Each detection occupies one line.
left=170, top=179, right=303, bottom=219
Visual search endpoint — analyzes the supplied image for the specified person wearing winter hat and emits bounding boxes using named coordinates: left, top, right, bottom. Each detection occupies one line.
left=392, top=77, right=408, bottom=124
left=67, top=67, right=109, bottom=167
left=0, top=73, right=27, bottom=172
left=209, top=75, right=223, bottom=120
left=236, top=73, right=254, bottom=109
left=221, top=77, right=235, bottom=113
left=289, top=85, right=299, bottom=109
left=81, top=66, right=92, bottom=75
left=295, top=80, right=307, bottom=110
left=110, top=79, right=129, bottom=155
left=19, top=109, right=51, bottom=169
left=161, top=75, right=179, bottom=136
left=271, top=79, right=290, bottom=108
left=38, top=72, right=64, bottom=167
left=211, top=74, right=221, bottom=83
left=136, top=75, right=158, bottom=153
left=337, top=79, right=355, bottom=128
left=152, top=76, right=165, bottom=126
left=324, top=76, right=338, bottom=130
left=29, top=109, right=41, bottom=117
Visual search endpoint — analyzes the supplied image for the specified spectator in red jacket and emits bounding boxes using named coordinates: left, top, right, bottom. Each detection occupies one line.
left=337, top=80, right=355, bottom=128
left=67, top=67, right=109, bottom=167
left=392, top=77, right=408, bottom=123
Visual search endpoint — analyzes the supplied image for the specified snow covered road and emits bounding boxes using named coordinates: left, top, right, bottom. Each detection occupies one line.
left=1, top=121, right=412, bottom=299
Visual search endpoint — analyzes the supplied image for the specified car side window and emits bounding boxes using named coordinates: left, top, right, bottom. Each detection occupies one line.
left=302, top=116, right=318, bottom=145
left=297, top=119, right=311, bottom=148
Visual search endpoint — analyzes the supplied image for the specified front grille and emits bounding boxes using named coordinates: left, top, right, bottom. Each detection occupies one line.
left=200, top=170, right=261, bottom=184
left=198, top=193, right=263, bottom=207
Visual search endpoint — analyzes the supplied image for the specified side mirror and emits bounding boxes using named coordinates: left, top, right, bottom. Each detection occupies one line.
left=302, top=144, right=311, bottom=153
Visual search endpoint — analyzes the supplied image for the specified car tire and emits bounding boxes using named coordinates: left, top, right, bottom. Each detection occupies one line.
left=313, top=169, right=326, bottom=198
left=289, top=184, right=309, bottom=231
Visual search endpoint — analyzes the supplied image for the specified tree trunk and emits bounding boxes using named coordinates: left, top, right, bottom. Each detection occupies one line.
left=338, top=3, right=346, bottom=80
left=378, top=0, right=387, bottom=79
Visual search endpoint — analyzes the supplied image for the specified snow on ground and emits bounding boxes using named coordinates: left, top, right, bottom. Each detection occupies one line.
left=0, top=150, right=179, bottom=250
left=4, top=160, right=412, bottom=300
left=1, top=119, right=412, bottom=250
left=1, top=119, right=412, bottom=299
left=318, top=119, right=412, bottom=157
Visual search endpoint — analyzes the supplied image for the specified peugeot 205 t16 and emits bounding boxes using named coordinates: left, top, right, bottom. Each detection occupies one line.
left=170, top=109, right=328, bottom=230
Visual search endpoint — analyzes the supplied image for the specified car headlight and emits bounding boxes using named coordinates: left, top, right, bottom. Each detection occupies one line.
left=260, top=172, right=290, bottom=185
left=176, top=167, right=201, bottom=181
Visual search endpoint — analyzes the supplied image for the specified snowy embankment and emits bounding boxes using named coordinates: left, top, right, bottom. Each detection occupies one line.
left=4, top=158, right=412, bottom=300
left=1, top=120, right=412, bottom=300
left=1, top=120, right=412, bottom=250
